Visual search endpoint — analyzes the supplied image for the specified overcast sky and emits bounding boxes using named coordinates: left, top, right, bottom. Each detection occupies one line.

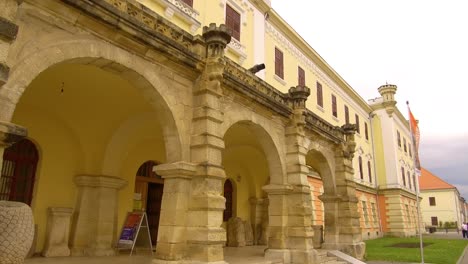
left=271, top=0, right=468, bottom=200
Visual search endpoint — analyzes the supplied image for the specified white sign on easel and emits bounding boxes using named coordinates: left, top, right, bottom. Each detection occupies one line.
left=116, top=211, right=153, bottom=255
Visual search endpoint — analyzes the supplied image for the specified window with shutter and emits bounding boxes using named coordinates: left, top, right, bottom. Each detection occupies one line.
left=317, top=82, right=323, bottom=107
left=407, top=171, right=412, bottom=189
left=298, top=66, right=305, bottom=86
left=355, top=114, right=360, bottom=133
left=344, top=105, right=349, bottom=124
left=359, top=156, right=363, bottom=180
left=367, top=161, right=372, bottom=183
left=404, top=138, right=407, bottom=152
left=365, top=122, right=369, bottom=140
left=226, top=5, right=241, bottom=41
left=397, top=130, right=401, bottom=147
left=275, top=47, right=284, bottom=79
left=332, top=94, right=337, bottom=117
left=181, top=0, right=193, bottom=7
left=429, top=197, right=436, bottom=206
left=401, top=167, right=406, bottom=186
left=431, top=216, right=438, bottom=226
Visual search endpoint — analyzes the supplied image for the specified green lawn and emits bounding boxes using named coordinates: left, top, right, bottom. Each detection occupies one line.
left=365, top=237, right=468, bottom=264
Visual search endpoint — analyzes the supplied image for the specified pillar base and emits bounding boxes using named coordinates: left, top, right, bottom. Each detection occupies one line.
left=265, top=249, right=290, bottom=263
left=321, top=242, right=365, bottom=260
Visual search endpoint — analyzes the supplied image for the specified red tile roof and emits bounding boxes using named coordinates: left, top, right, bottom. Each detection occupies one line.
left=419, top=168, right=455, bottom=190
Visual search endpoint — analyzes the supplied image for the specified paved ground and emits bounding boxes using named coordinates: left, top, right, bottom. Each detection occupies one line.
left=367, top=232, right=468, bottom=264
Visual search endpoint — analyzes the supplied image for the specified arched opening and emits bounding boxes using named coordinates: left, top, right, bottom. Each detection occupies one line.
left=223, top=178, right=234, bottom=222
left=222, top=121, right=282, bottom=247
left=134, top=160, right=163, bottom=246
left=6, top=58, right=182, bottom=255
left=1, top=138, right=39, bottom=205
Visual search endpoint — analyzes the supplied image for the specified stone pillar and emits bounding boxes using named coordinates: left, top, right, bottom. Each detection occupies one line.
left=249, top=197, right=269, bottom=245
left=186, top=23, right=231, bottom=263
left=70, top=175, right=127, bottom=257
left=0, top=0, right=21, bottom=87
left=42, top=207, right=73, bottom=257
left=328, top=124, right=365, bottom=259
left=152, top=162, right=196, bottom=263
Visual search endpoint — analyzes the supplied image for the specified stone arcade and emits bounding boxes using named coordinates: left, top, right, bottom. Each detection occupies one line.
left=0, top=0, right=365, bottom=263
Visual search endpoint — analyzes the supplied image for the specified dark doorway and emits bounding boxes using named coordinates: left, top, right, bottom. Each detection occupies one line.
left=146, top=183, right=163, bottom=246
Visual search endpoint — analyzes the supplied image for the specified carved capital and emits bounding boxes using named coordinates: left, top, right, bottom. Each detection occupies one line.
left=288, top=85, right=310, bottom=109
left=0, top=121, right=27, bottom=148
left=340, top=124, right=357, bottom=160
left=202, top=23, right=231, bottom=59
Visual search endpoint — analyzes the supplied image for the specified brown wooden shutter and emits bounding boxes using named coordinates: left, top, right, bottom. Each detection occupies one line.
left=365, top=122, right=369, bottom=140
left=298, top=66, right=305, bottom=86
left=275, top=47, right=284, bottom=79
left=355, top=114, right=360, bottom=133
left=226, top=5, right=241, bottom=41
left=332, top=94, right=337, bottom=117
left=359, top=156, right=363, bottom=180
left=344, top=105, right=349, bottom=124
left=367, top=161, right=372, bottom=183
left=316, top=82, right=323, bottom=107
left=181, top=0, right=193, bottom=7
left=401, top=167, right=406, bottom=186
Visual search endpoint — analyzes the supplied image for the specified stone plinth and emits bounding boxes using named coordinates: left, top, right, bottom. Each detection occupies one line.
left=70, top=175, right=127, bottom=257
left=42, top=207, right=73, bottom=257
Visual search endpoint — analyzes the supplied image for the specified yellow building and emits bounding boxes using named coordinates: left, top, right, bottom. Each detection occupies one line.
left=0, top=0, right=420, bottom=263
left=419, top=168, right=465, bottom=228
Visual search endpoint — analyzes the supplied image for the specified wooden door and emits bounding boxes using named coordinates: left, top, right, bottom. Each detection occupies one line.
left=146, top=183, right=163, bottom=246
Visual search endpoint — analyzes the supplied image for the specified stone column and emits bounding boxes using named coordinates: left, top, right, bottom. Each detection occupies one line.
left=329, top=124, right=365, bottom=259
left=42, top=207, right=73, bottom=257
left=152, top=162, right=196, bottom=263
left=70, top=175, right=127, bottom=257
left=281, top=86, right=317, bottom=264
left=186, top=23, right=231, bottom=263
left=0, top=0, right=21, bottom=87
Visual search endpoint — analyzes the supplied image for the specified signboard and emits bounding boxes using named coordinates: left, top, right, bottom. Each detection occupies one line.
left=116, top=211, right=153, bottom=255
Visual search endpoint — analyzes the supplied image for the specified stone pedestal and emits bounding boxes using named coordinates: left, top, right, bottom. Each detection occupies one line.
left=42, top=207, right=73, bottom=257
left=70, top=175, right=127, bottom=256
left=152, top=162, right=195, bottom=263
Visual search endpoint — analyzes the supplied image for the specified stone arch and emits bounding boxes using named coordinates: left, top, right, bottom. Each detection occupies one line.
left=221, top=118, right=285, bottom=185
left=1, top=38, right=184, bottom=162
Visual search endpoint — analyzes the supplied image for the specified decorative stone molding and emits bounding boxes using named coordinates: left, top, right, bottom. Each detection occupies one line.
left=305, top=110, right=344, bottom=144
left=0, top=17, right=18, bottom=42
left=0, top=121, right=27, bottom=147
left=152, top=0, right=201, bottom=33
left=289, top=85, right=310, bottom=109
left=227, top=38, right=247, bottom=64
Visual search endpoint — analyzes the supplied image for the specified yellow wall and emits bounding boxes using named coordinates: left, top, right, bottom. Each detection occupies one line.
left=420, top=189, right=459, bottom=226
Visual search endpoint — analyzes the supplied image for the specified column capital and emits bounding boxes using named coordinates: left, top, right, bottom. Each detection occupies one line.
left=154, top=161, right=197, bottom=179
left=0, top=120, right=27, bottom=147
left=74, top=175, right=127, bottom=189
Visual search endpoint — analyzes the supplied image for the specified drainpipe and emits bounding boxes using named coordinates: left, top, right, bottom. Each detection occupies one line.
left=369, top=112, right=384, bottom=236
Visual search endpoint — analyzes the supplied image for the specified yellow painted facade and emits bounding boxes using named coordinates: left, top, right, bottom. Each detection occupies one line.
left=0, top=0, right=425, bottom=263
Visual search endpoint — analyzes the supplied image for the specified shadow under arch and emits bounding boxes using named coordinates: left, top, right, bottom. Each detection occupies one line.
left=306, top=149, right=336, bottom=195
left=1, top=39, right=183, bottom=162
left=221, top=120, right=285, bottom=185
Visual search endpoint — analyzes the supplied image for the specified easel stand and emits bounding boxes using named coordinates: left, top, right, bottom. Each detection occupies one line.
left=116, top=211, right=153, bottom=256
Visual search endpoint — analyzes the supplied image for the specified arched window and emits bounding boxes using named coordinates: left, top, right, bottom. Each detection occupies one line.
left=358, top=156, right=363, bottom=180
left=223, top=179, right=233, bottom=222
left=136, top=160, right=162, bottom=180
left=1, top=139, right=39, bottom=205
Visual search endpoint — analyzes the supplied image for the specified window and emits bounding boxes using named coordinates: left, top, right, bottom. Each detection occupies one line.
left=413, top=174, right=417, bottom=191
left=409, top=143, right=412, bottom=157
left=274, top=47, right=284, bottom=79
left=407, top=171, right=412, bottom=189
left=362, top=201, right=369, bottom=224
left=431, top=216, right=438, bottom=226
left=405, top=204, right=410, bottom=221
left=403, top=138, right=407, bottom=152
left=332, top=94, right=337, bottom=118
left=181, top=0, right=193, bottom=7
left=365, top=122, right=369, bottom=140
left=226, top=5, right=241, bottom=41
left=344, top=105, right=349, bottom=124
left=298, top=66, right=305, bottom=86
left=367, top=161, right=372, bottom=183
left=429, top=197, right=436, bottom=206
left=223, top=179, right=234, bottom=221
left=397, top=130, right=401, bottom=147
left=355, top=114, right=360, bottom=133
left=401, top=167, right=406, bottom=186
left=371, top=203, right=377, bottom=224
left=359, top=156, right=363, bottom=180
left=1, top=139, right=39, bottom=205
left=316, top=82, right=323, bottom=107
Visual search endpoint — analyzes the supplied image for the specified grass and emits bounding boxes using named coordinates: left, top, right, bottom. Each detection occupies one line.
left=365, top=236, right=468, bottom=264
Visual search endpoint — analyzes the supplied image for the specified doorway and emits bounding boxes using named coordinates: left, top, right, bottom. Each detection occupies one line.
left=134, top=161, right=164, bottom=246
